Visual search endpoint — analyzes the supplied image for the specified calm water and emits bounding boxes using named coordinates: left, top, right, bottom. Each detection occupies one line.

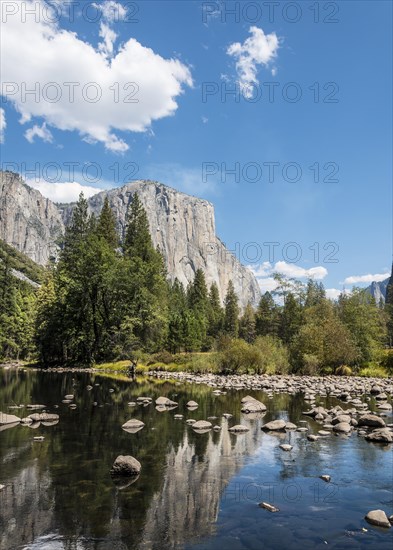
left=0, top=369, right=392, bottom=550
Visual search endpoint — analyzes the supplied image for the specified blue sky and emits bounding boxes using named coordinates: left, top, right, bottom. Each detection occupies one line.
left=0, top=0, right=392, bottom=297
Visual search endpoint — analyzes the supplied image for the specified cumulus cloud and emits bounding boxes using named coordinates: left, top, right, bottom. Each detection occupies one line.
left=249, top=261, right=328, bottom=294
left=0, top=108, right=5, bottom=143
left=25, top=123, right=53, bottom=143
left=326, top=288, right=342, bottom=300
left=343, top=272, right=390, bottom=285
left=93, top=1, right=127, bottom=58
left=27, top=179, right=103, bottom=203
left=326, top=288, right=352, bottom=300
left=227, top=26, right=279, bottom=97
left=274, top=261, right=328, bottom=280
left=93, top=0, right=127, bottom=22
left=0, top=0, right=193, bottom=152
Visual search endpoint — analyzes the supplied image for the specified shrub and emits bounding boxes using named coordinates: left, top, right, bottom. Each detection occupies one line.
left=299, top=354, right=320, bottom=375
left=151, top=350, right=174, bottom=365
left=335, top=365, right=352, bottom=376
left=358, top=365, right=388, bottom=378
left=187, top=353, right=219, bottom=373
left=381, top=350, right=393, bottom=375
left=253, top=336, right=290, bottom=374
left=218, top=339, right=264, bottom=374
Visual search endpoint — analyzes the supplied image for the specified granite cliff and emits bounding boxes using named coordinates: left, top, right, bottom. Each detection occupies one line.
left=0, top=171, right=260, bottom=307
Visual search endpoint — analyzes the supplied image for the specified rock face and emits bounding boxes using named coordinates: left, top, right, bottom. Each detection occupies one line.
left=0, top=172, right=260, bottom=307
left=0, top=171, right=64, bottom=265
left=366, top=278, right=389, bottom=304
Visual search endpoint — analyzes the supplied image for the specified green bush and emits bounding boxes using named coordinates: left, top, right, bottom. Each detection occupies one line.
left=358, top=365, right=388, bottom=378
left=187, top=353, right=219, bottom=373
left=151, top=350, right=175, bottom=365
left=254, top=336, right=290, bottom=374
left=298, top=354, right=320, bottom=375
left=335, top=365, right=353, bottom=376
left=381, top=350, right=393, bottom=375
left=218, top=339, right=264, bottom=374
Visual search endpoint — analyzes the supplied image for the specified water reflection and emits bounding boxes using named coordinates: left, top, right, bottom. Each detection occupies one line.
left=0, top=369, right=392, bottom=550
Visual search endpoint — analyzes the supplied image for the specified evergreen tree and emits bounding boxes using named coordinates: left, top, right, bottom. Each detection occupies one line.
left=0, top=252, right=36, bottom=360
left=168, top=278, right=187, bottom=314
left=385, top=263, right=393, bottom=347
left=224, top=280, right=239, bottom=337
left=239, top=302, right=256, bottom=343
left=122, top=193, right=168, bottom=351
left=167, top=313, right=184, bottom=353
left=255, top=292, right=279, bottom=337
left=124, top=193, right=155, bottom=261
left=305, top=279, right=326, bottom=307
left=207, top=282, right=224, bottom=338
left=280, top=292, right=303, bottom=345
left=96, top=197, right=118, bottom=248
left=188, top=269, right=208, bottom=314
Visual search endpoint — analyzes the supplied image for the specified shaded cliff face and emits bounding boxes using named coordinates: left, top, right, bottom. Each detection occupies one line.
left=0, top=173, right=260, bottom=307
left=0, top=171, right=64, bottom=265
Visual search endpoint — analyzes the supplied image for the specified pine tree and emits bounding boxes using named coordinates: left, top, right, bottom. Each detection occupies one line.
left=255, top=292, right=279, bottom=337
left=280, top=292, right=303, bottom=345
left=207, top=282, right=224, bottom=338
left=124, top=193, right=155, bottom=261
left=97, top=197, right=118, bottom=248
left=188, top=269, right=208, bottom=314
left=122, top=193, right=168, bottom=351
left=239, top=302, right=256, bottom=343
left=385, top=263, right=393, bottom=347
left=224, top=280, right=239, bottom=337
left=167, top=313, right=184, bottom=353
left=386, top=263, right=393, bottom=305
left=305, top=279, right=326, bottom=307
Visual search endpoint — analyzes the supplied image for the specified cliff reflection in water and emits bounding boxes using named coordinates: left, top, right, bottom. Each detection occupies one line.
left=139, top=416, right=266, bottom=549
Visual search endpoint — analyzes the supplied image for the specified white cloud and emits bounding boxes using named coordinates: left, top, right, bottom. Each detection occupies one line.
left=257, top=277, right=280, bottom=294
left=249, top=261, right=328, bottom=294
left=326, top=288, right=341, bottom=300
left=24, top=122, right=53, bottom=143
left=93, top=1, right=127, bottom=22
left=0, top=108, right=5, bottom=143
left=249, top=261, right=273, bottom=278
left=227, top=26, right=279, bottom=97
left=98, top=22, right=118, bottom=58
left=0, top=0, right=193, bottom=152
left=202, top=116, right=208, bottom=124
left=325, top=288, right=351, bottom=300
left=274, top=261, right=328, bottom=280
left=93, top=2, right=127, bottom=58
left=27, top=179, right=102, bottom=203
left=343, top=272, right=390, bottom=285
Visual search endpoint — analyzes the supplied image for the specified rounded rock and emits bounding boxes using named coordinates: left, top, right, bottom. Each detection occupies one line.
left=110, top=455, right=141, bottom=476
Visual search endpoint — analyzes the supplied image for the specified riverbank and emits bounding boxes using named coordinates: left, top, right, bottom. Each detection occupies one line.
left=1, top=355, right=392, bottom=380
